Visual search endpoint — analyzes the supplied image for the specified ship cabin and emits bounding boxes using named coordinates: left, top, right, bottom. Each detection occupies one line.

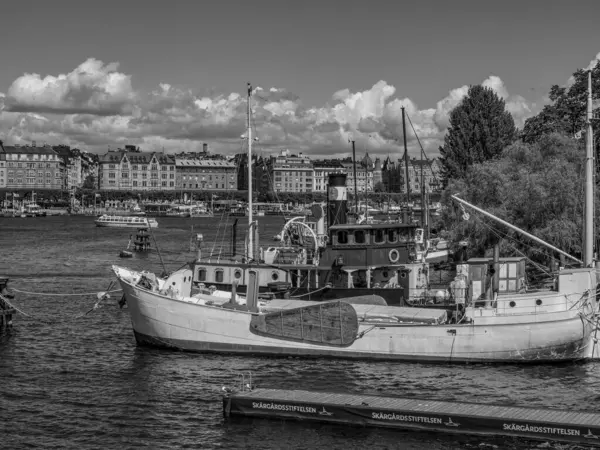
left=315, top=222, right=427, bottom=297
left=191, top=221, right=428, bottom=303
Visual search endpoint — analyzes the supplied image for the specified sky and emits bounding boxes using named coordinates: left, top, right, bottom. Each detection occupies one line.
left=0, top=0, right=599, bottom=160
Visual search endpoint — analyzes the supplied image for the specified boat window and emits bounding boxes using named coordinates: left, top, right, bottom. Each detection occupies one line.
left=197, top=268, right=207, bottom=281
left=398, top=229, right=412, bottom=243
left=387, top=229, right=397, bottom=243
left=354, top=230, right=366, bottom=244
left=215, top=269, right=224, bottom=283
left=234, top=269, right=242, bottom=279
left=337, top=231, right=348, bottom=244
left=373, top=229, right=385, bottom=244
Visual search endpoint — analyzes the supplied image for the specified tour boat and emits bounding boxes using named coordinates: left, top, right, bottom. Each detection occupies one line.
left=95, top=215, right=158, bottom=228
left=113, top=80, right=600, bottom=363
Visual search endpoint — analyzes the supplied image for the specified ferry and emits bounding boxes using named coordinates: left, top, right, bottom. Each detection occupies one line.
left=95, top=215, right=158, bottom=228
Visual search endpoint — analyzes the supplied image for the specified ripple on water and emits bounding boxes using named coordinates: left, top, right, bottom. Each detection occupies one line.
left=0, top=216, right=598, bottom=449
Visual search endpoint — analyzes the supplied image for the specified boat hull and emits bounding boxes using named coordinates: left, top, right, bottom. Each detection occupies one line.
left=96, top=222, right=158, bottom=228
left=117, top=274, right=592, bottom=363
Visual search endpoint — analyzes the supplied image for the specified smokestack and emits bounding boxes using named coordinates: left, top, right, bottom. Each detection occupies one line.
left=327, top=173, right=347, bottom=227
left=203, top=143, right=208, bottom=154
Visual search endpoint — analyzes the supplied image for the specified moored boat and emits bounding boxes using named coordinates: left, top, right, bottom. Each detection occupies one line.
left=95, top=215, right=158, bottom=228
left=113, top=264, right=598, bottom=362
left=113, top=80, right=600, bottom=363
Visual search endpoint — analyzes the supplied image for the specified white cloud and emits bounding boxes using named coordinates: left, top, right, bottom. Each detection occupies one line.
left=0, top=57, right=545, bottom=158
left=5, top=58, right=135, bottom=115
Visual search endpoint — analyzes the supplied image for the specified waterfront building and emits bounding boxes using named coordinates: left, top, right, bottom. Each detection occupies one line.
left=312, top=160, right=345, bottom=193
left=0, top=142, right=62, bottom=190
left=341, top=160, right=369, bottom=194
left=408, top=157, right=442, bottom=193
left=0, top=150, right=5, bottom=188
left=268, top=149, right=314, bottom=193
left=54, top=145, right=83, bottom=191
left=381, top=156, right=405, bottom=193
left=98, top=149, right=176, bottom=191
left=175, top=158, right=237, bottom=191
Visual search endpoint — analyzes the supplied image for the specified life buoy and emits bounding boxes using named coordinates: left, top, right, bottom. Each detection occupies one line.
left=389, top=249, right=400, bottom=263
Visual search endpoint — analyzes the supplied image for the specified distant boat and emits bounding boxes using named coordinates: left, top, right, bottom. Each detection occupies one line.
left=95, top=215, right=158, bottom=228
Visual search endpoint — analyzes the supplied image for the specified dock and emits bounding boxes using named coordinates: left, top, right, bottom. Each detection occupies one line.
left=223, top=388, right=600, bottom=446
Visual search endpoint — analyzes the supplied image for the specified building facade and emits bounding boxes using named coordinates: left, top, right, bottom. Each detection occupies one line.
left=175, top=159, right=237, bottom=191
left=0, top=151, right=6, bottom=188
left=312, top=160, right=345, bottom=193
left=408, top=158, right=441, bottom=194
left=269, top=150, right=314, bottom=193
left=0, top=144, right=62, bottom=190
left=98, top=150, right=176, bottom=191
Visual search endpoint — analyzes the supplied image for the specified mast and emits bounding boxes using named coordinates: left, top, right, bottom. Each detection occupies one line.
left=452, top=194, right=583, bottom=264
left=351, top=140, right=358, bottom=213
left=402, top=107, right=410, bottom=205
left=584, top=70, right=594, bottom=266
left=247, top=82, right=254, bottom=259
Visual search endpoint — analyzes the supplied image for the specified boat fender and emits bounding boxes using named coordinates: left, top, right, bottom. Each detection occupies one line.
left=389, top=249, right=400, bottom=263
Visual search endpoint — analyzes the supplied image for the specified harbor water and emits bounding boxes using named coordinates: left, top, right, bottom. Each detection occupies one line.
left=1, top=215, right=599, bottom=449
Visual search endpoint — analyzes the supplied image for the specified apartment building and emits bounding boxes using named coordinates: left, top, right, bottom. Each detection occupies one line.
left=0, top=143, right=62, bottom=190
left=175, top=159, right=237, bottom=191
left=98, top=149, right=176, bottom=191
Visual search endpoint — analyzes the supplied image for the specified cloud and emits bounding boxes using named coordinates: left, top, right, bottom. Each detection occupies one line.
left=0, top=57, right=544, bottom=158
left=4, top=58, right=135, bottom=115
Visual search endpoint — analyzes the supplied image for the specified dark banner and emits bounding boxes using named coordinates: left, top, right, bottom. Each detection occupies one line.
left=226, top=397, right=600, bottom=445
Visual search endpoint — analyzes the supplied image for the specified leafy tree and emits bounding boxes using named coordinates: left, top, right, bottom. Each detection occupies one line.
left=439, top=85, right=516, bottom=185
left=522, top=63, right=600, bottom=143
left=82, top=174, right=97, bottom=189
left=442, top=133, right=587, bottom=264
left=373, top=181, right=386, bottom=193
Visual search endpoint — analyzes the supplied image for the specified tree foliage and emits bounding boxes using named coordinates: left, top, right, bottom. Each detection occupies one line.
left=439, top=85, right=516, bottom=185
left=521, top=62, right=600, bottom=143
left=441, top=134, right=588, bottom=264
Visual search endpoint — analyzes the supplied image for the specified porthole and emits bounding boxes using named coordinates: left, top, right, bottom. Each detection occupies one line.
left=509, top=301, right=516, bottom=308
left=536, top=299, right=542, bottom=306
left=400, top=272, right=407, bottom=279
left=234, top=270, right=242, bottom=279
left=271, top=272, right=279, bottom=281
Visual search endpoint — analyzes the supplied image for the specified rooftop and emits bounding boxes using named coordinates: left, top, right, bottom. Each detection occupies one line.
left=1, top=145, right=58, bottom=156
left=175, top=159, right=235, bottom=168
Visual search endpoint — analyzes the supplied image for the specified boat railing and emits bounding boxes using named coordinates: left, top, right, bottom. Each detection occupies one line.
left=408, top=285, right=578, bottom=312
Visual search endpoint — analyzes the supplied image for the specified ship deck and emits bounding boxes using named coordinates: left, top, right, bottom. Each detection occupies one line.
left=224, top=388, right=600, bottom=446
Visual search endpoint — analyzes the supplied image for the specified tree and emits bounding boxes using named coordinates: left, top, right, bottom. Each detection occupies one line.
left=373, top=181, right=386, bottom=193
left=439, top=85, right=516, bottom=185
left=521, top=62, right=600, bottom=143
left=82, top=174, right=97, bottom=189
left=441, top=133, right=586, bottom=263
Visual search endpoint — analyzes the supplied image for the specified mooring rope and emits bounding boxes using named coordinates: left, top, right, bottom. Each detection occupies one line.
left=0, top=282, right=116, bottom=323
left=8, top=287, right=122, bottom=297
left=290, top=285, right=330, bottom=298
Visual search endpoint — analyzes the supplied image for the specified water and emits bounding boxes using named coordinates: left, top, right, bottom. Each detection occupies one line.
left=1, top=215, right=598, bottom=449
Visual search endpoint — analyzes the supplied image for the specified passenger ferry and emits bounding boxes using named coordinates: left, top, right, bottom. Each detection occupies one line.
left=95, top=215, right=158, bottom=228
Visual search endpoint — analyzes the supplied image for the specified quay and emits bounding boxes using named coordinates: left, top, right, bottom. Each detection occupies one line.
left=223, top=388, right=600, bottom=446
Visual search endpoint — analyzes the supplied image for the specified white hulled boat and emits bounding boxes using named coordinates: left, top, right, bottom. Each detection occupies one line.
left=113, top=80, right=600, bottom=363
left=95, top=215, right=158, bottom=228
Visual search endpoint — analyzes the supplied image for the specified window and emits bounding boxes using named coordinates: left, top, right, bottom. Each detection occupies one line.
left=337, top=231, right=348, bottom=244
left=215, top=269, right=224, bottom=283
left=387, top=229, right=397, bottom=243
left=197, top=268, right=207, bottom=281
left=374, top=229, right=385, bottom=244
left=354, top=230, right=366, bottom=244
left=109, top=173, right=116, bottom=178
